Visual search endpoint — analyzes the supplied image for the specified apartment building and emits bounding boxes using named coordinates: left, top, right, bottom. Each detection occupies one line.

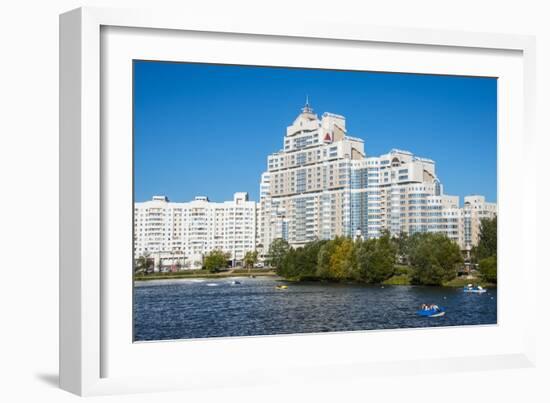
left=258, top=101, right=365, bottom=251
left=460, top=195, right=498, bottom=250
left=134, top=192, right=256, bottom=268
left=259, top=103, right=496, bottom=252
left=350, top=150, right=462, bottom=242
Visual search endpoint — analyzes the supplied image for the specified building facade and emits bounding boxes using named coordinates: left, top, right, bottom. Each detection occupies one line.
left=134, top=192, right=256, bottom=268
left=348, top=149, right=463, bottom=244
left=460, top=195, right=498, bottom=251
left=258, top=103, right=496, bottom=253
left=258, top=102, right=366, bottom=253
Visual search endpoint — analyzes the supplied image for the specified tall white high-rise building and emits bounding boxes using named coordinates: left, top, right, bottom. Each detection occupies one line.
left=258, top=101, right=366, bottom=252
left=259, top=103, right=496, bottom=252
left=134, top=192, right=256, bottom=268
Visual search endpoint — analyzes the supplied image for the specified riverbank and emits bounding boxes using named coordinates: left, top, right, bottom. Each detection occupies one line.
left=275, top=264, right=495, bottom=288
left=134, top=269, right=277, bottom=281
left=280, top=276, right=494, bottom=288
left=381, top=275, right=495, bottom=288
left=134, top=267, right=495, bottom=288
left=441, top=276, right=496, bottom=288
left=380, top=265, right=496, bottom=288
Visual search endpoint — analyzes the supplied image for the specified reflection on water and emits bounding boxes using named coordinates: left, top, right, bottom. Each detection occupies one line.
left=133, top=277, right=497, bottom=341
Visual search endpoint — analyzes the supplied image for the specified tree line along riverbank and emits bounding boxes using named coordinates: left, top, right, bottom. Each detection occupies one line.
left=267, top=217, right=497, bottom=287
left=134, top=218, right=497, bottom=287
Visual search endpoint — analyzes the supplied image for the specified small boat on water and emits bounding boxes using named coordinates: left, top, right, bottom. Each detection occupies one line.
left=463, top=284, right=487, bottom=293
left=231, top=280, right=241, bottom=285
left=416, top=305, right=445, bottom=318
left=275, top=285, right=288, bottom=290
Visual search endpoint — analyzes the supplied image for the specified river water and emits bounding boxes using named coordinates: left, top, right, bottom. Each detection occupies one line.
left=134, top=276, right=497, bottom=341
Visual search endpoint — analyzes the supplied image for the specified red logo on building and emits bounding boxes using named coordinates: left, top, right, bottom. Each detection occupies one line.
left=323, top=132, right=332, bottom=143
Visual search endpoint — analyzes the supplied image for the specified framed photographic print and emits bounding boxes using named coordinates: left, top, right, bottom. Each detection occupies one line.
left=60, top=7, right=537, bottom=396
left=132, top=61, right=498, bottom=341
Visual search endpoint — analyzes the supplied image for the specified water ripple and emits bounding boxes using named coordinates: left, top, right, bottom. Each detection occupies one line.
left=134, top=277, right=497, bottom=341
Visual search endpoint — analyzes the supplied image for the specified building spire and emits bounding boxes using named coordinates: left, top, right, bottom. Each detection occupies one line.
left=302, top=95, right=313, bottom=114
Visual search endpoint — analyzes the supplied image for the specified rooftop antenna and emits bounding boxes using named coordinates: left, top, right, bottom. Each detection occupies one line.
left=302, top=94, right=313, bottom=113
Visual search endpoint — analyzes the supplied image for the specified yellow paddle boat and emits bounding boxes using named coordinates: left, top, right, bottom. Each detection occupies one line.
left=275, top=285, right=288, bottom=290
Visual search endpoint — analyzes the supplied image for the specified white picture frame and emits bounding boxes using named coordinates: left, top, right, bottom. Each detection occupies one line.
left=59, top=6, right=537, bottom=396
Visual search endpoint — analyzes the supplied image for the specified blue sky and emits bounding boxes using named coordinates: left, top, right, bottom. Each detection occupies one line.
left=134, top=61, right=496, bottom=204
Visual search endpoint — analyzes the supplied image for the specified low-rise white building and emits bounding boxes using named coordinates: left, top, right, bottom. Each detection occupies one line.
left=134, top=192, right=256, bottom=269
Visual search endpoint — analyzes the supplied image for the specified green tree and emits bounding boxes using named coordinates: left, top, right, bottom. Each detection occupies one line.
left=279, top=247, right=300, bottom=278
left=355, top=233, right=396, bottom=283
left=299, top=240, right=328, bottom=279
left=409, top=233, right=463, bottom=285
left=243, top=250, right=258, bottom=268
left=278, top=241, right=330, bottom=280
left=135, top=254, right=152, bottom=274
left=472, top=217, right=497, bottom=283
left=328, top=237, right=356, bottom=279
left=354, top=238, right=376, bottom=282
left=479, top=256, right=497, bottom=283
left=392, top=231, right=409, bottom=264
left=267, top=238, right=291, bottom=271
left=203, top=250, right=229, bottom=273
left=474, top=217, right=497, bottom=261
left=317, top=237, right=345, bottom=279
left=279, top=240, right=327, bottom=279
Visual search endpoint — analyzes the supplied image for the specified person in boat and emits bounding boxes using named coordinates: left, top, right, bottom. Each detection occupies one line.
left=432, top=304, right=440, bottom=312
left=421, top=304, right=428, bottom=310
